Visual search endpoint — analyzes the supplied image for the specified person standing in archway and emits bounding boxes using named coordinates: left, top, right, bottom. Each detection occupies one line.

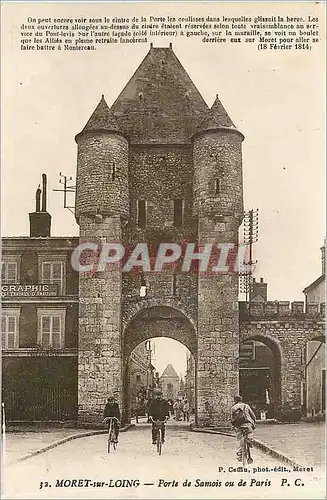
left=182, top=399, right=190, bottom=421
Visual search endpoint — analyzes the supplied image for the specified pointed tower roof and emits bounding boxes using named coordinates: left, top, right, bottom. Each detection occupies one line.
left=110, top=45, right=209, bottom=144
left=160, top=364, right=180, bottom=379
left=194, top=94, right=242, bottom=137
left=78, top=95, right=125, bottom=138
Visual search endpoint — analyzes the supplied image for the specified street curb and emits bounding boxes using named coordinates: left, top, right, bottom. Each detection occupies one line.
left=191, top=427, right=303, bottom=469
left=6, top=424, right=134, bottom=466
left=251, top=437, right=303, bottom=469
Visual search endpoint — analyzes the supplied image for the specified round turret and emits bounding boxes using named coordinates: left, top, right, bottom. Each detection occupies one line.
left=75, top=95, right=129, bottom=223
left=192, top=95, right=244, bottom=223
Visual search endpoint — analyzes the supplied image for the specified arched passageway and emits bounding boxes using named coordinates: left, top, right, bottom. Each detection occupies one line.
left=123, top=306, right=197, bottom=423
left=239, top=336, right=282, bottom=419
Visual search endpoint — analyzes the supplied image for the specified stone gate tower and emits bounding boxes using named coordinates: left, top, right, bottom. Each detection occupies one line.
left=75, top=44, right=244, bottom=426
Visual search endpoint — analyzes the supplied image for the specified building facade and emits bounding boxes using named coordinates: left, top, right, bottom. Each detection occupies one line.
left=159, top=364, right=180, bottom=400
left=128, top=342, right=156, bottom=417
left=2, top=45, right=325, bottom=426
left=2, top=177, right=79, bottom=421
left=303, top=243, right=326, bottom=417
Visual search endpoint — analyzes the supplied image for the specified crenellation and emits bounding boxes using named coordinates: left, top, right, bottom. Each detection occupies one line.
left=306, top=303, right=320, bottom=316
left=240, top=300, right=325, bottom=319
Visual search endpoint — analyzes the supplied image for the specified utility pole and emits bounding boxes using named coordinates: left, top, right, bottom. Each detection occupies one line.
left=239, top=209, right=259, bottom=310
left=53, top=173, right=76, bottom=215
left=145, top=340, right=152, bottom=398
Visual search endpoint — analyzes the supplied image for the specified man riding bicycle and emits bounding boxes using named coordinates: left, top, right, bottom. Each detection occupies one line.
left=103, top=395, right=121, bottom=443
left=231, top=395, right=256, bottom=463
left=148, top=388, right=170, bottom=444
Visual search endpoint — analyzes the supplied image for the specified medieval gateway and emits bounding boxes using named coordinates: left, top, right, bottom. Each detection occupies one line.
left=2, top=45, right=325, bottom=426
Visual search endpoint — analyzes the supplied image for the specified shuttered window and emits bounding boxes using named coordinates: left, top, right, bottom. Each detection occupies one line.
left=1, top=310, right=20, bottom=349
left=37, top=309, right=66, bottom=349
left=1, top=262, right=18, bottom=284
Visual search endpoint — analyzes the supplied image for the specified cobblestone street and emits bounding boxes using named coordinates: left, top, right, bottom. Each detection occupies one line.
left=3, top=421, right=325, bottom=499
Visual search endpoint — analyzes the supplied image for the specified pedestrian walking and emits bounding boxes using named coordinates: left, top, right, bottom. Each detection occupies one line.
left=182, top=399, right=190, bottom=421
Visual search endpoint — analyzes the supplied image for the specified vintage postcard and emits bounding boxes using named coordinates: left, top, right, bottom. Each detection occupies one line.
left=1, top=1, right=325, bottom=499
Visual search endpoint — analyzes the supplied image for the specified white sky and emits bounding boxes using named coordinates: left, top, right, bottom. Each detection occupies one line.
left=150, top=338, right=190, bottom=380
left=1, top=2, right=325, bottom=375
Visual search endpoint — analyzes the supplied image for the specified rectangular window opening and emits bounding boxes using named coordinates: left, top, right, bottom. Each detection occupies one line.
left=112, top=161, right=116, bottom=181
left=215, top=179, right=221, bottom=195
left=1, top=262, right=18, bottom=284
left=41, top=261, right=64, bottom=294
left=173, top=200, right=184, bottom=227
left=137, top=200, right=146, bottom=229
left=1, top=311, right=19, bottom=349
left=172, top=273, right=177, bottom=296
left=38, top=309, right=65, bottom=349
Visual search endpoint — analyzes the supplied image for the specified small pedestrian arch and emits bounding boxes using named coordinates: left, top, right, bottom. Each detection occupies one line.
left=239, top=334, right=282, bottom=419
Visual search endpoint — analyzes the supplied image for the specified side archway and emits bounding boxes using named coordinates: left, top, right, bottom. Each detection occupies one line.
left=239, top=334, right=282, bottom=419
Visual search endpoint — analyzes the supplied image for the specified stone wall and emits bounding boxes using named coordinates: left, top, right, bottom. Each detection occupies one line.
left=240, top=301, right=325, bottom=419
left=78, top=215, right=123, bottom=422
left=75, top=132, right=129, bottom=221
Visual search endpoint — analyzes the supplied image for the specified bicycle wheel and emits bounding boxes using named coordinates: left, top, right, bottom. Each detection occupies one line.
left=241, top=433, right=247, bottom=467
left=157, top=428, right=162, bottom=456
left=107, top=436, right=111, bottom=453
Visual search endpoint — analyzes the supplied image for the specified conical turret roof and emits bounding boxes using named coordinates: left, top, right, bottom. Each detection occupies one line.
left=81, top=95, right=123, bottom=135
left=195, top=94, right=237, bottom=134
left=110, top=45, right=209, bottom=144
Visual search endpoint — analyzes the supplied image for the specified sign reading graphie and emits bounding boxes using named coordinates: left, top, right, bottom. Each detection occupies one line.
left=1, top=284, right=58, bottom=298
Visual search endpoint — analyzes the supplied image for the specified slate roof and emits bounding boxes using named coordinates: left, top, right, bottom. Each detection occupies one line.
left=81, top=95, right=122, bottom=135
left=110, top=45, right=209, bottom=144
left=195, top=94, right=236, bottom=134
left=80, top=45, right=242, bottom=144
left=303, top=274, right=325, bottom=293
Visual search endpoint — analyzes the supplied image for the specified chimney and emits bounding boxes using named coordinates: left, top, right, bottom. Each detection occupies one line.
left=41, top=173, right=47, bottom=212
left=250, top=277, right=268, bottom=302
left=29, top=174, right=51, bottom=237
left=321, top=239, right=326, bottom=275
left=36, top=185, right=41, bottom=212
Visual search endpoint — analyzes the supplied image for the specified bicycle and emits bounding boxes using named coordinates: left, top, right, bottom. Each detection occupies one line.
left=149, top=417, right=167, bottom=456
left=240, top=428, right=253, bottom=467
left=103, top=416, right=120, bottom=453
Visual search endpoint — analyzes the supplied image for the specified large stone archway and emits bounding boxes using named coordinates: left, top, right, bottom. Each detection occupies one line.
left=123, top=305, right=197, bottom=423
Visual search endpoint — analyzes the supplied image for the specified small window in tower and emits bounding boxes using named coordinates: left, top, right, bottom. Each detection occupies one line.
left=172, top=273, right=177, bottom=296
left=112, top=161, right=116, bottom=181
left=139, top=273, right=147, bottom=297
left=173, top=200, right=184, bottom=227
left=215, top=179, right=221, bottom=195
left=137, top=200, right=146, bottom=228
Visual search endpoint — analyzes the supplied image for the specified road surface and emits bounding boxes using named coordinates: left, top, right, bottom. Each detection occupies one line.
left=3, top=421, right=324, bottom=499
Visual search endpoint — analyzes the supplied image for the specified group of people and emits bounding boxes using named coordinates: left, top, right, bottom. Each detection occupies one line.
left=103, top=392, right=256, bottom=460
left=168, top=398, right=191, bottom=422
